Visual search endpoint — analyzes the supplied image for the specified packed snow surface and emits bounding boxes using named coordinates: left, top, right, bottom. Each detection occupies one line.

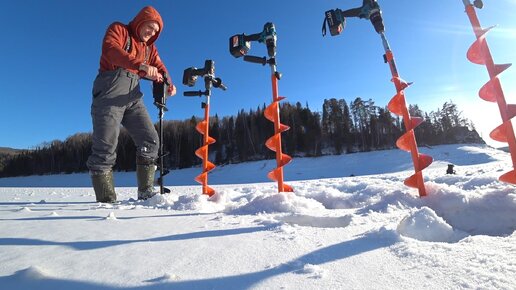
left=0, top=144, right=515, bottom=289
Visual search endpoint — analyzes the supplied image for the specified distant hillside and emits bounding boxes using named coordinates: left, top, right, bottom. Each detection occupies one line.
left=0, top=143, right=504, bottom=187
left=0, top=100, right=486, bottom=178
left=0, top=147, right=25, bottom=172
left=0, top=147, right=24, bottom=155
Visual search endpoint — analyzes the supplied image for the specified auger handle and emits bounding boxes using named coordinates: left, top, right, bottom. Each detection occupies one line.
left=184, top=90, right=204, bottom=97
left=138, top=71, right=165, bottom=83
left=243, top=55, right=267, bottom=65
left=341, top=7, right=362, bottom=18
left=245, top=32, right=262, bottom=42
left=212, top=77, right=227, bottom=90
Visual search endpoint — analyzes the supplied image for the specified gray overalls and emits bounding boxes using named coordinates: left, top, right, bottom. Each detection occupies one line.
left=86, top=68, right=158, bottom=173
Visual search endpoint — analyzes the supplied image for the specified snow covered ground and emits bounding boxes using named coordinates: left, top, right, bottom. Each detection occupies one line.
left=1, top=144, right=515, bottom=289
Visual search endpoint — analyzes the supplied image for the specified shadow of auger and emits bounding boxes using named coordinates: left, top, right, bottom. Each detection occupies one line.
left=463, top=2, right=516, bottom=184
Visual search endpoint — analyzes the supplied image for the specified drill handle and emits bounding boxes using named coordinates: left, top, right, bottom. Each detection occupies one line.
left=245, top=32, right=262, bottom=42
left=341, top=7, right=362, bottom=18
left=243, top=55, right=267, bottom=65
left=184, top=90, right=204, bottom=97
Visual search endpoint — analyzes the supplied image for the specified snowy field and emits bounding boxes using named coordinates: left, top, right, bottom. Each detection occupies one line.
left=0, top=144, right=515, bottom=289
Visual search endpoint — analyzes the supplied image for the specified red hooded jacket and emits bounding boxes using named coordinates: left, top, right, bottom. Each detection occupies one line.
left=98, top=6, right=169, bottom=78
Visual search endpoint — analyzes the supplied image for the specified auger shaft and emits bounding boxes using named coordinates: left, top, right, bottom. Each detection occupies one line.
left=382, top=34, right=431, bottom=197
left=195, top=95, right=216, bottom=196
left=231, top=22, right=293, bottom=193
left=202, top=98, right=211, bottom=195
left=269, top=74, right=290, bottom=192
left=152, top=73, right=171, bottom=195
left=183, top=59, right=225, bottom=196
left=322, top=1, right=432, bottom=197
left=158, top=103, right=166, bottom=195
left=462, top=2, right=516, bottom=183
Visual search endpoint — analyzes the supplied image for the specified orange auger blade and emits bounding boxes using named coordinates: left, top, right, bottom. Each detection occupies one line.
left=403, top=155, right=432, bottom=188
left=411, top=117, right=424, bottom=129
left=194, top=171, right=216, bottom=197
left=466, top=26, right=494, bottom=65
left=489, top=122, right=508, bottom=143
left=387, top=91, right=406, bottom=116
left=265, top=75, right=293, bottom=193
left=479, top=79, right=497, bottom=102
left=195, top=102, right=217, bottom=196
left=404, top=173, right=421, bottom=189
left=507, top=105, right=516, bottom=119
left=418, top=153, right=433, bottom=171
left=499, top=170, right=516, bottom=184
left=463, top=3, right=516, bottom=185
left=384, top=51, right=431, bottom=197
left=396, top=131, right=413, bottom=152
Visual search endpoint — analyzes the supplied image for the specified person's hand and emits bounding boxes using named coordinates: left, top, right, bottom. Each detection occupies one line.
left=167, top=84, right=177, bottom=97
left=139, top=64, right=161, bottom=81
left=156, top=73, right=164, bottom=83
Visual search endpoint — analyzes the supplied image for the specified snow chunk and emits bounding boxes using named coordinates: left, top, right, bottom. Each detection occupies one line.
left=423, top=185, right=516, bottom=236
left=163, top=273, right=181, bottom=281
left=297, top=264, right=325, bottom=279
left=17, top=207, right=32, bottom=212
left=15, top=266, right=49, bottom=280
left=228, top=191, right=325, bottom=215
left=397, top=207, right=466, bottom=243
left=105, top=212, right=117, bottom=220
left=97, top=202, right=114, bottom=209
left=131, top=192, right=224, bottom=213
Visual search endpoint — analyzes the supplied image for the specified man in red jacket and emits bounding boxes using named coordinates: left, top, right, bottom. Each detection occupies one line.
left=87, top=6, right=176, bottom=203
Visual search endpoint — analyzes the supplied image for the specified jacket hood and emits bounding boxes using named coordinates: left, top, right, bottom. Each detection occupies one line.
left=129, top=6, right=163, bottom=45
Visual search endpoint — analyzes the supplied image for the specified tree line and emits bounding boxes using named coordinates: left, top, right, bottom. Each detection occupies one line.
left=0, top=99, right=483, bottom=177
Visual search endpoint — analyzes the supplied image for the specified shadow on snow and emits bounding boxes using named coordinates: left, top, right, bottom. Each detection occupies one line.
left=0, top=229, right=397, bottom=290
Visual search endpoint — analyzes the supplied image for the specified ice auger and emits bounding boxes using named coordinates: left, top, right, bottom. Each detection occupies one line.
left=229, top=22, right=294, bottom=193
left=460, top=0, right=516, bottom=184
left=322, top=0, right=432, bottom=197
left=183, top=60, right=227, bottom=196
left=152, top=73, right=172, bottom=195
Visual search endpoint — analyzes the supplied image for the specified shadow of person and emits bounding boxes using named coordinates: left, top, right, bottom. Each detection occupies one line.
left=0, top=228, right=399, bottom=290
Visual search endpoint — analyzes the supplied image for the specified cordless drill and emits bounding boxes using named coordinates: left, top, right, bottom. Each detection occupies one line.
left=323, top=0, right=385, bottom=35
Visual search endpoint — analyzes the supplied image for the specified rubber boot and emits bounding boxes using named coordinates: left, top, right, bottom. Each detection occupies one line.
left=137, top=164, right=157, bottom=200
left=91, top=170, right=117, bottom=203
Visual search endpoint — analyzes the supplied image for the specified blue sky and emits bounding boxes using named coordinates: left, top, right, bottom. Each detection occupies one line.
left=1, top=0, right=515, bottom=149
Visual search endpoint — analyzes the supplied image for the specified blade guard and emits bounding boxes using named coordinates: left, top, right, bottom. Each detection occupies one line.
left=464, top=4, right=516, bottom=184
